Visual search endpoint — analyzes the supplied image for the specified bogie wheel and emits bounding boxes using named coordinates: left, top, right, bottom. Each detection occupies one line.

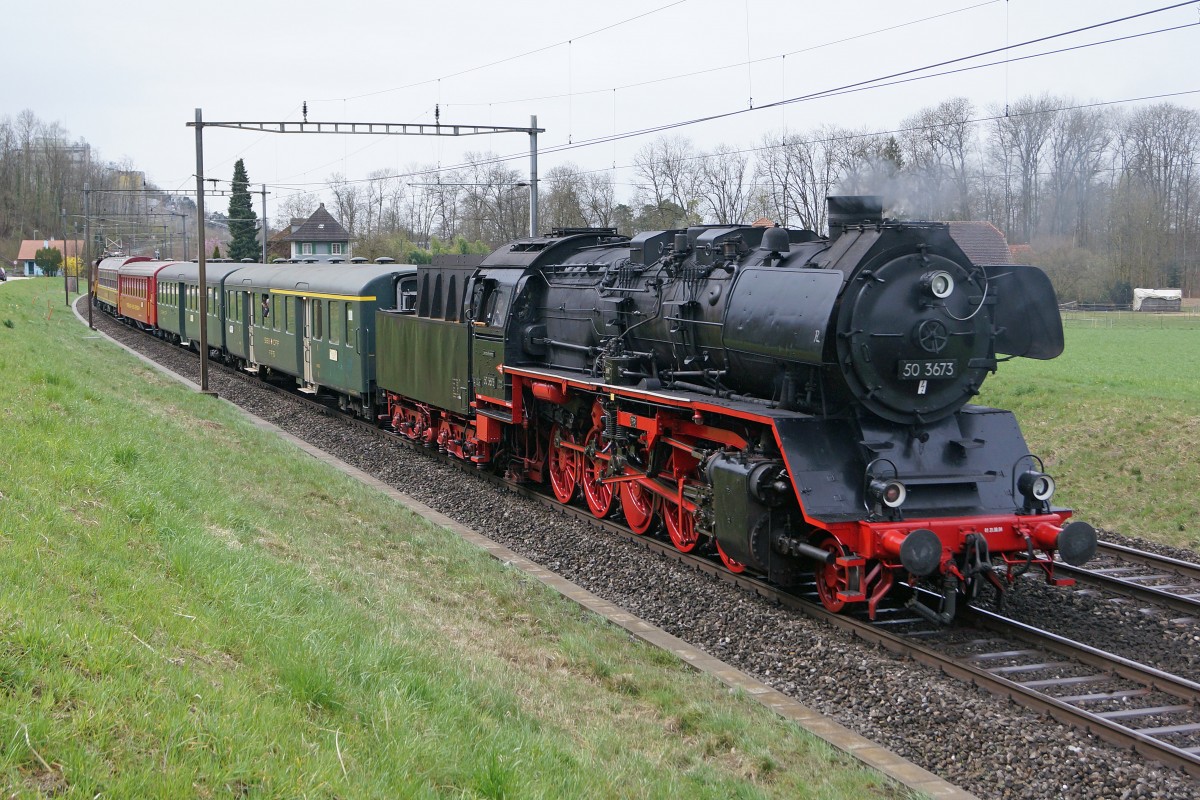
left=581, top=428, right=614, bottom=518
left=715, top=541, right=746, bottom=574
left=620, top=473, right=657, bottom=534
left=547, top=425, right=580, bottom=504
left=814, top=536, right=852, bottom=613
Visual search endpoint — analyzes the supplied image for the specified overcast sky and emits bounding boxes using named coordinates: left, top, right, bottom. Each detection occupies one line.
left=6, top=0, right=1198, bottom=216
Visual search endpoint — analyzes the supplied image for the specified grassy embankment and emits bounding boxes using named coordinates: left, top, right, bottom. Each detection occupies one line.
left=0, top=278, right=905, bottom=797
left=977, top=311, right=1200, bottom=549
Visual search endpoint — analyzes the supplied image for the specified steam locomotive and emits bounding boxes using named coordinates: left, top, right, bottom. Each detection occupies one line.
left=101, top=195, right=1095, bottom=623
left=376, top=196, right=1096, bottom=622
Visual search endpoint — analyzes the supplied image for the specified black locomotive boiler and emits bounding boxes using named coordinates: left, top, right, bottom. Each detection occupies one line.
left=374, top=196, right=1096, bottom=621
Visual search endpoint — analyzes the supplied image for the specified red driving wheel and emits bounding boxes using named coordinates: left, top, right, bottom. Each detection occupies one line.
left=715, top=541, right=746, bottom=573
left=661, top=452, right=699, bottom=552
left=581, top=428, right=614, bottom=518
left=664, top=499, right=699, bottom=552
left=620, top=471, right=657, bottom=534
left=547, top=425, right=579, bottom=504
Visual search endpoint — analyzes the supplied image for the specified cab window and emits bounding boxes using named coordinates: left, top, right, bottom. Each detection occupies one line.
left=472, top=280, right=508, bottom=328
left=399, top=278, right=417, bottom=313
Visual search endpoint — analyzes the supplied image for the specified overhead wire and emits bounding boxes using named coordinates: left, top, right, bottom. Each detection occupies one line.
left=438, top=0, right=1004, bottom=110
left=217, top=84, right=1200, bottom=196
left=311, top=0, right=690, bottom=104
left=244, top=8, right=1200, bottom=191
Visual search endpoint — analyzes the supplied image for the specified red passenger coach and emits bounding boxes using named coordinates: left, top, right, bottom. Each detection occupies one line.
left=117, top=260, right=179, bottom=329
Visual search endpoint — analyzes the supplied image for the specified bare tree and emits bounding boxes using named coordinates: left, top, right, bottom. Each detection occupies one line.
left=754, top=126, right=854, bottom=232
left=987, top=94, right=1059, bottom=242
left=898, top=98, right=976, bottom=219
left=698, top=144, right=750, bottom=224
left=272, top=191, right=319, bottom=232
left=541, top=163, right=589, bottom=230
left=581, top=171, right=617, bottom=228
left=326, top=172, right=363, bottom=235
left=456, top=154, right=527, bottom=245
left=633, top=136, right=702, bottom=226
left=1111, top=103, right=1200, bottom=289
left=362, top=169, right=396, bottom=238
left=1044, top=103, right=1112, bottom=246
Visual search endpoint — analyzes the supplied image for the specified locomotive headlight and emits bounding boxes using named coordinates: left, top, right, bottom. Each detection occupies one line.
left=1018, top=470, right=1056, bottom=503
left=869, top=478, right=907, bottom=509
left=922, top=270, right=955, bottom=299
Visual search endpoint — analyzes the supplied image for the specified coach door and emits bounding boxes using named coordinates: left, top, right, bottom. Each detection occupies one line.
left=301, top=297, right=315, bottom=387
left=247, top=290, right=259, bottom=366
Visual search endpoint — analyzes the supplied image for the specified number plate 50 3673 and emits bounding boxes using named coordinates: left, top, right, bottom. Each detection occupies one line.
left=897, top=360, right=957, bottom=380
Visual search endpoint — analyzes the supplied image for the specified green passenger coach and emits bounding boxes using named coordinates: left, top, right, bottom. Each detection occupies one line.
left=223, top=263, right=417, bottom=418
left=156, top=261, right=246, bottom=352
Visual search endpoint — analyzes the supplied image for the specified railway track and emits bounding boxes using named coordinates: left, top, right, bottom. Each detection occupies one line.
left=1056, top=541, right=1200, bottom=618
left=110, top=319, right=1200, bottom=781
left=515, top=482, right=1200, bottom=779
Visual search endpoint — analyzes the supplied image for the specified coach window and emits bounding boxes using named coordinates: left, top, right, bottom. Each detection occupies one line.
left=329, top=302, right=341, bottom=345
left=285, top=298, right=295, bottom=334
left=313, top=300, right=324, bottom=340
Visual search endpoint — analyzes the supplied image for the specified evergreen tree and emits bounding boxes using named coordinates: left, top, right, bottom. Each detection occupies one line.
left=227, top=159, right=259, bottom=262
left=34, top=247, right=62, bottom=276
left=212, top=244, right=222, bottom=259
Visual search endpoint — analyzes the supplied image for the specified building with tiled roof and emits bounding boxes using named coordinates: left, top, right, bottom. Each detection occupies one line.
left=947, top=221, right=1013, bottom=266
left=15, top=238, right=85, bottom=276
left=279, top=203, right=351, bottom=262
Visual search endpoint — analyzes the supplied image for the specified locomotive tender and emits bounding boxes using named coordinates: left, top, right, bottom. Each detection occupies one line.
left=376, top=196, right=1096, bottom=622
left=101, top=195, right=1095, bottom=623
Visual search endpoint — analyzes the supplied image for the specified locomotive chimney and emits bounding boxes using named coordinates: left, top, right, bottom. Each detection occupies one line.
left=827, top=195, right=883, bottom=240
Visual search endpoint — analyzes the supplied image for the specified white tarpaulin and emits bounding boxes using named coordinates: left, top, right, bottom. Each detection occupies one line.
left=1133, top=288, right=1183, bottom=311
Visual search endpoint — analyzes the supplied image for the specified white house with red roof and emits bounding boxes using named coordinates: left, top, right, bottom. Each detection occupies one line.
left=14, top=238, right=84, bottom=276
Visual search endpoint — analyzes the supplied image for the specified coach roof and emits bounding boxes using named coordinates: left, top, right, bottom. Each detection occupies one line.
left=118, top=260, right=186, bottom=278
left=159, top=261, right=247, bottom=286
left=227, top=262, right=416, bottom=297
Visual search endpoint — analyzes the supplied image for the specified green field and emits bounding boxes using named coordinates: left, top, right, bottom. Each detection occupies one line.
left=0, top=280, right=905, bottom=797
left=976, top=311, right=1200, bottom=549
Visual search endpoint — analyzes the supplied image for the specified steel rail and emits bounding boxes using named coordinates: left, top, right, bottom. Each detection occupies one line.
left=1054, top=541, right=1200, bottom=617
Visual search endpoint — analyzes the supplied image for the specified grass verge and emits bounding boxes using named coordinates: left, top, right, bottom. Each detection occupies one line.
left=978, top=312, right=1200, bottom=549
left=0, top=279, right=908, bottom=797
